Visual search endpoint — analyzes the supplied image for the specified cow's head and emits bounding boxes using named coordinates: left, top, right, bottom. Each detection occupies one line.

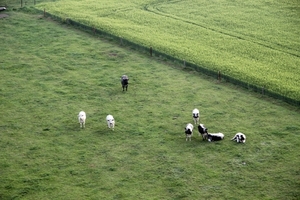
left=185, top=128, right=192, bottom=135
left=240, top=135, right=246, bottom=143
left=122, top=79, right=128, bottom=85
left=207, top=134, right=212, bottom=142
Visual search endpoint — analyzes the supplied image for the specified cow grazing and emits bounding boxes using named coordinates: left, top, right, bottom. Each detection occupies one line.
left=185, top=123, right=194, bottom=141
left=121, top=75, right=129, bottom=91
left=198, top=124, right=208, bottom=141
left=78, top=111, right=86, bottom=128
left=207, top=133, right=224, bottom=142
left=106, top=114, right=115, bottom=130
left=231, top=132, right=246, bottom=143
left=192, top=108, right=200, bottom=125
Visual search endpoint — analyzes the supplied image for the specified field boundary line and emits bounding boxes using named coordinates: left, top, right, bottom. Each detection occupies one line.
left=23, top=7, right=300, bottom=107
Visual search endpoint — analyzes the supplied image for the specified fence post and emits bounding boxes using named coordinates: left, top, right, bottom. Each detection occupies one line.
left=120, top=38, right=124, bottom=45
left=150, top=46, right=152, bottom=57
left=218, top=71, right=221, bottom=82
left=183, top=60, right=186, bottom=67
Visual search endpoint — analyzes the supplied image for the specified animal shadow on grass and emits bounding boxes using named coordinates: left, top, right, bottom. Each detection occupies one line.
left=178, top=135, right=224, bottom=148
left=93, top=126, right=117, bottom=136
left=57, top=124, right=83, bottom=135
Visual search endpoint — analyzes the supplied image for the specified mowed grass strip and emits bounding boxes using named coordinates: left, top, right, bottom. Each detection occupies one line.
left=34, top=0, right=300, bottom=101
left=0, top=11, right=300, bottom=199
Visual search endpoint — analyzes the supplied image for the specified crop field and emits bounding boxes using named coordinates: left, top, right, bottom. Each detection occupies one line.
left=1, top=10, right=300, bottom=199
left=25, top=0, right=300, bottom=102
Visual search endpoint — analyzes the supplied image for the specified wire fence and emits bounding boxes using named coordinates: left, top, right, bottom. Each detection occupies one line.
left=2, top=1, right=299, bottom=107
left=48, top=12, right=300, bottom=107
left=0, top=0, right=56, bottom=8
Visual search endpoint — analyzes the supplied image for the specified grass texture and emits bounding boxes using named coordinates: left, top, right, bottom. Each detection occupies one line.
left=31, top=0, right=300, bottom=101
left=0, top=11, right=300, bottom=199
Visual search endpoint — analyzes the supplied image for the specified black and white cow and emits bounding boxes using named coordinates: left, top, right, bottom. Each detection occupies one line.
left=231, top=132, right=246, bottom=143
left=121, top=75, right=129, bottom=91
left=207, top=133, right=224, bottom=142
left=192, top=108, right=200, bottom=125
left=185, top=123, right=194, bottom=141
left=198, top=123, right=208, bottom=141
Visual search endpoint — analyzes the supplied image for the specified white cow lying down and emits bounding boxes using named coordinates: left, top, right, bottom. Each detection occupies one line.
left=78, top=111, right=86, bottom=128
left=106, top=114, right=115, bottom=130
left=231, top=132, right=246, bottom=143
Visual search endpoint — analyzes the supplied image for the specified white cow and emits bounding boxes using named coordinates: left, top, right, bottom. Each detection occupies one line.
left=192, top=108, right=200, bottom=125
left=231, top=132, right=246, bottom=143
left=106, top=114, right=115, bottom=130
left=185, top=123, right=194, bottom=141
left=78, top=111, right=86, bottom=128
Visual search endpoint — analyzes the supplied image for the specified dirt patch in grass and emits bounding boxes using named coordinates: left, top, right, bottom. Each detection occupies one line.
left=0, top=14, right=9, bottom=18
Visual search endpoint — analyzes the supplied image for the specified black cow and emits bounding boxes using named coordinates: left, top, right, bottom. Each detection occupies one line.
left=121, top=75, right=129, bottom=91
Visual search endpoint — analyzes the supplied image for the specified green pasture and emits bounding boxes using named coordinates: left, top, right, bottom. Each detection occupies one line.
left=1, top=11, right=300, bottom=199
left=27, top=0, right=300, bottom=101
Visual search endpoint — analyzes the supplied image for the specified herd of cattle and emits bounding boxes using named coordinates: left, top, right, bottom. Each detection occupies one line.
left=185, top=108, right=246, bottom=143
left=77, top=75, right=246, bottom=144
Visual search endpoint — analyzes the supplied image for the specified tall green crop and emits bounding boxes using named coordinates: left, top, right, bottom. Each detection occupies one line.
left=35, top=0, right=300, bottom=101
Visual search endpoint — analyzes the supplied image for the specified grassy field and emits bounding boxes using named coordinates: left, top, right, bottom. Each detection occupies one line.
left=1, top=10, right=300, bottom=200
left=26, top=0, right=300, bottom=101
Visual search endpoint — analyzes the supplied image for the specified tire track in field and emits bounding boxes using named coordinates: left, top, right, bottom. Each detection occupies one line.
left=97, top=7, right=134, bottom=17
left=143, top=1, right=299, bottom=58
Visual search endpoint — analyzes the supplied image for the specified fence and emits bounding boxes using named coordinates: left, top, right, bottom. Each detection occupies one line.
left=45, top=12, right=300, bottom=107
left=0, top=0, right=55, bottom=8
left=62, top=15, right=300, bottom=107
left=4, top=3, right=300, bottom=107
